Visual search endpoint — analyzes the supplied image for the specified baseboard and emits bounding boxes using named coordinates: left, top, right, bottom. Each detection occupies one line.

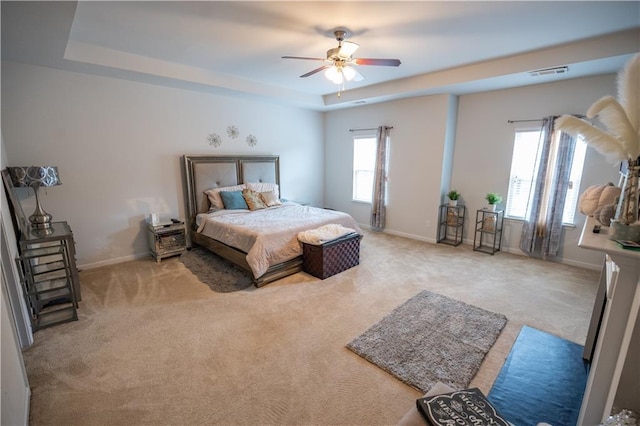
left=78, top=252, right=149, bottom=270
left=23, top=386, right=30, bottom=426
left=358, top=222, right=438, bottom=244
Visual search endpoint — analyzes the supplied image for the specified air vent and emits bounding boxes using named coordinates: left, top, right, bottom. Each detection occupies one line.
left=529, top=66, right=569, bottom=77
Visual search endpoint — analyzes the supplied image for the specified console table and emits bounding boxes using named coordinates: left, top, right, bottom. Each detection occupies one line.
left=578, top=217, right=640, bottom=423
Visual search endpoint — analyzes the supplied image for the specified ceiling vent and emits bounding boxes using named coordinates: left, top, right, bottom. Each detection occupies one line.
left=529, top=66, right=569, bottom=77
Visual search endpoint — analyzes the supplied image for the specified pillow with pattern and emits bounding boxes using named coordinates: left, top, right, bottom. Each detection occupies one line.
left=260, top=190, right=282, bottom=207
left=242, top=188, right=268, bottom=210
left=246, top=182, right=279, bottom=199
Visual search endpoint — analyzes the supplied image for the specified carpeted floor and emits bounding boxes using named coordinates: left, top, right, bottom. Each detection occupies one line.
left=21, top=230, right=599, bottom=425
left=347, top=290, right=507, bottom=392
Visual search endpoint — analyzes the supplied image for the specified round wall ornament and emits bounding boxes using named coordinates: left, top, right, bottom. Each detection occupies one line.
left=207, top=133, right=222, bottom=147
left=226, top=125, right=239, bottom=139
left=246, top=134, right=257, bottom=147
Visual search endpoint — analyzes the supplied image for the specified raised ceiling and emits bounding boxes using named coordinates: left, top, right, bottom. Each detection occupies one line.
left=2, top=1, right=639, bottom=110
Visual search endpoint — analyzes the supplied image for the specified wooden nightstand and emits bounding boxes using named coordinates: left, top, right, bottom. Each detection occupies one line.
left=146, top=220, right=186, bottom=262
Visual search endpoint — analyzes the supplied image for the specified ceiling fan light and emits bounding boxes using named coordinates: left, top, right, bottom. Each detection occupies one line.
left=325, top=66, right=343, bottom=84
left=342, top=66, right=356, bottom=81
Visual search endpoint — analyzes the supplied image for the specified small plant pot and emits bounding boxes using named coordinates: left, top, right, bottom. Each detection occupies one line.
left=448, top=200, right=458, bottom=207
left=488, top=204, right=497, bottom=212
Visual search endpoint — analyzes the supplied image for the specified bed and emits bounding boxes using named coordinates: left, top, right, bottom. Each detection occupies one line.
left=182, top=155, right=362, bottom=287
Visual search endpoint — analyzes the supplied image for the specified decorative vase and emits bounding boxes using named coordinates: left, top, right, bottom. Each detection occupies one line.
left=615, top=158, right=640, bottom=225
left=609, top=158, right=640, bottom=242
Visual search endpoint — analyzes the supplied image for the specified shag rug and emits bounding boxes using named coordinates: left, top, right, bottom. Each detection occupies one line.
left=346, top=290, right=507, bottom=392
left=180, top=246, right=253, bottom=292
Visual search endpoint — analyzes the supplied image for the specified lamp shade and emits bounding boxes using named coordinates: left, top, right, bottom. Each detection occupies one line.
left=7, top=166, right=61, bottom=230
left=8, top=166, right=61, bottom=188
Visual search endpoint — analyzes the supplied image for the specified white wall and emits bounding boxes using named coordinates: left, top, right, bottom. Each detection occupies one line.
left=453, top=74, right=620, bottom=268
left=325, top=74, right=620, bottom=269
left=325, top=94, right=455, bottom=240
left=1, top=62, right=324, bottom=268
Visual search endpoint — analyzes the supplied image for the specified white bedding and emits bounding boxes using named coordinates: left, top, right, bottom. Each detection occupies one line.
left=196, top=202, right=362, bottom=278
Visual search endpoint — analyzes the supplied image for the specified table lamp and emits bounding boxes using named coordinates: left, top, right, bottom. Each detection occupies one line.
left=8, top=166, right=61, bottom=230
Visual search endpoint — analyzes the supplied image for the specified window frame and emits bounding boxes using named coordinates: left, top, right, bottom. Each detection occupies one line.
left=505, top=127, right=587, bottom=226
left=352, top=133, right=377, bottom=204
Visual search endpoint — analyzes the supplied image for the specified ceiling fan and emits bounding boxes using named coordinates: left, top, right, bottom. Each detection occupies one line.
left=282, top=29, right=401, bottom=88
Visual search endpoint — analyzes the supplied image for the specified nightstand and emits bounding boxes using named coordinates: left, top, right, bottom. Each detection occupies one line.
left=146, top=220, right=186, bottom=262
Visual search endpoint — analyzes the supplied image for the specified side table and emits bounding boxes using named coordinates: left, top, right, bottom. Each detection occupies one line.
left=17, top=221, right=80, bottom=330
left=437, top=204, right=465, bottom=246
left=146, top=220, right=186, bottom=262
left=473, top=208, right=504, bottom=254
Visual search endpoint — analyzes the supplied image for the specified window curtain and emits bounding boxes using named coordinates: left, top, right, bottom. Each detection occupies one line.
left=370, top=126, right=391, bottom=231
left=519, top=116, right=577, bottom=257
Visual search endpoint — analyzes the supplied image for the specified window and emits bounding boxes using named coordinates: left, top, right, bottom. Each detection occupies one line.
left=506, top=128, right=587, bottom=224
left=352, top=135, right=376, bottom=202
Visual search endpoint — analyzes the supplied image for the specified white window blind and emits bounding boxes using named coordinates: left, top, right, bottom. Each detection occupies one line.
left=352, top=135, right=376, bottom=202
left=506, top=129, right=586, bottom=225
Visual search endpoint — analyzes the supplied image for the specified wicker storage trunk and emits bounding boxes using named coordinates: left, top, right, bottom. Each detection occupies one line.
left=302, top=233, right=361, bottom=279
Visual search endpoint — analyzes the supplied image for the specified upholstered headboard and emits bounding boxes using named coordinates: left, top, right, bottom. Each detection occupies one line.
left=182, top=155, right=280, bottom=232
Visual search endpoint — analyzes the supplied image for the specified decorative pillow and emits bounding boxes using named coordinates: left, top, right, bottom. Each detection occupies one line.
left=204, top=184, right=246, bottom=211
left=242, top=188, right=268, bottom=210
left=246, top=182, right=279, bottom=199
left=219, top=190, right=249, bottom=210
left=260, top=190, right=282, bottom=207
left=578, top=183, right=621, bottom=216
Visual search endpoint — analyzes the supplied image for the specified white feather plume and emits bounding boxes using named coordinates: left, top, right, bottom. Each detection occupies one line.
left=587, top=96, right=640, bottom=159
left=556, top=54, right=640, bottom=162
left=555, top=115, right=627, bottom=162
left=617, top=54, right=639, bottom=132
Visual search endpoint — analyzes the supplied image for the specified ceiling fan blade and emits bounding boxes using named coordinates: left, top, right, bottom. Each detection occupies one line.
left=353, top=58, right=402, bottom=67
left=300, top=65, right=331, bottom=78
left=282, top=56, right=326, bottom=61
left=339, top=41, right=359, bottom=58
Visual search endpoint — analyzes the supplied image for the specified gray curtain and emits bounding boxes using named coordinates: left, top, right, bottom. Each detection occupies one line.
left=519, top=116, right=577, bottom=257
left=370, top=126, right=391, bottom=231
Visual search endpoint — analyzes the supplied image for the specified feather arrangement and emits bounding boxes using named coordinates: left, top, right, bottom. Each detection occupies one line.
left=556, top=54, right=640, bottom=163
left=556, top=53, right=640, bottom=228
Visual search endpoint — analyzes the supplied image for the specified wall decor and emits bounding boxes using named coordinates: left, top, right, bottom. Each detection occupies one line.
left=207, top=133, right=222, bottom=147
left=246, top=135, right=257, bottom=147
left=226, top=125, right=239, bottom=139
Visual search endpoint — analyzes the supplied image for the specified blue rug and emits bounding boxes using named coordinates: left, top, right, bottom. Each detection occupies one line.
left=488, top=326, right=588, bottom=426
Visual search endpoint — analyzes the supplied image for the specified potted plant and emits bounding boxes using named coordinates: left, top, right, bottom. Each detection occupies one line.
left=485, top=192, right=502, bottom=211
left=447, top=190, right=460, bottom=206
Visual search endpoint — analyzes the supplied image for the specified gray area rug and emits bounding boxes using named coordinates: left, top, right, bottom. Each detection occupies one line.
left=180, top=246, right=253, bottom=292
left=346, top=290, right=507, bottom=392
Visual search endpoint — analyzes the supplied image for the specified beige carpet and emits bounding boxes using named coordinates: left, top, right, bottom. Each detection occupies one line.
left=22, top=230, right=599, bottom=425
